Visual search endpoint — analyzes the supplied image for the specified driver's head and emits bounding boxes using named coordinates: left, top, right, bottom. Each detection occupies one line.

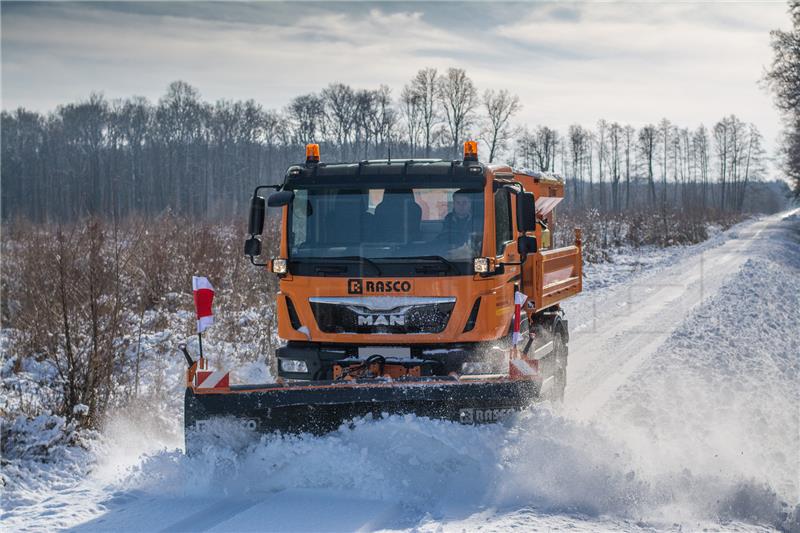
left=453, top=190, right=472, bottom=218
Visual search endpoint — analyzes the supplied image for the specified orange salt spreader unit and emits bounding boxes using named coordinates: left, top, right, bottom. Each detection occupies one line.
left=183, top=141, right=582, bottom=443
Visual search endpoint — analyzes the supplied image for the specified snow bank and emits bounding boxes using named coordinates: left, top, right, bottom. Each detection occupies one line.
left=103, top=398, right=795, bottom=530
left=1, top=414, right=99, bottom=511
left=594, top=212, right=800, bottom=530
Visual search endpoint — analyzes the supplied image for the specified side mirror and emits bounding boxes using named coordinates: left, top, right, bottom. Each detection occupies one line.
left=267, top=190, right=294, bottom=208
left=248, top=196, right=266, bottom=236
left=516, top=192, right=537, bottom=233
left=244, top=237, right=262, bottom=258
left=518, top=235, right=538, bottom=256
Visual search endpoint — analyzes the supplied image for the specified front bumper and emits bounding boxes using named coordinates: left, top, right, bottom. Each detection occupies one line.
left=276, top=341, right=495, bottom=380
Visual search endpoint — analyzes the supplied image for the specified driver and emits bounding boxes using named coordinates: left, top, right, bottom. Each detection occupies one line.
left=438, top=189, right=474, bottom=245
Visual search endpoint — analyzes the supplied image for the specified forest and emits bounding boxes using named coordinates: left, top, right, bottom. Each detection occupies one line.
left=2, top=67, right=789, bottom=223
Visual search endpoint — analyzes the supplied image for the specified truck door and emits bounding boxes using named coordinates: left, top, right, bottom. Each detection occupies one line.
left=493, top=186, right=518, bottom=330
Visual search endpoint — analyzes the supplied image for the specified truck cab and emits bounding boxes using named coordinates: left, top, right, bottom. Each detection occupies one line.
left=246, top=143, right=581, bottom=396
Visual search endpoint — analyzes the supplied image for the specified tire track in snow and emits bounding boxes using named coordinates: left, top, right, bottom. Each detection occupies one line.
left=158, top=497, right=262, bottom=533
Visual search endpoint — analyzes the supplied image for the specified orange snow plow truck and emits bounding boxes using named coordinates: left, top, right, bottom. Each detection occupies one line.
left=184, top=141, right=582, bottom=441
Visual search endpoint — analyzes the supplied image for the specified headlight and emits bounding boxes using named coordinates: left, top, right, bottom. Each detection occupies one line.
left=473, top=257, right=490, bottom=273
left=272, top=258, right=288, bottom=274
left=280, top=359, right=308, bottom=373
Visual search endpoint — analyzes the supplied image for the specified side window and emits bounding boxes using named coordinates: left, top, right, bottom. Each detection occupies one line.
left=290, top=189, right=309, bottom=247
left=494, top=188, right=513, bottom=256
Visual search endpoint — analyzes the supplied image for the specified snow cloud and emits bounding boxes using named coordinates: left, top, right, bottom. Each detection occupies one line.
left=0, top=1, right=790, bottom=152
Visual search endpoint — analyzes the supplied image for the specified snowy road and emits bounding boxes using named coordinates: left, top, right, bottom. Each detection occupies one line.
left=566, top=214, right=776, bottom=419
left=4, top=212, right=799, bottom=532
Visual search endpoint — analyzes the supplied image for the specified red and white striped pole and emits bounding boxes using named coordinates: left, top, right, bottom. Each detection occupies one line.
left=509, top=290, right=540, bottom=379
left=511, top=290, right=527, bottom=349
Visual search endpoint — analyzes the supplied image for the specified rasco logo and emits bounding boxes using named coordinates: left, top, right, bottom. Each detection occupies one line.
left=347, top=279, right=363, bottom=294
left=459, top=408, right=516, bottom=425
left=347, top=279, right=412, bottom=295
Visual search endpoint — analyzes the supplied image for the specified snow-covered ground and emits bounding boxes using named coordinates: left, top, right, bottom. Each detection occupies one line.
left=2, top=211, right=799, bottom=532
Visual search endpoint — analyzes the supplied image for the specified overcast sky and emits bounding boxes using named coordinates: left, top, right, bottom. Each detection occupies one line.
left=1, top=1, right=791, bottom=158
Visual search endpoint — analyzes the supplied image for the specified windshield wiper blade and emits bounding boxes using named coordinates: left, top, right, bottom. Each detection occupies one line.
left=307, top=255, right=382, bottom=275
left=393, top=255, right=460, bottom=275
left=314, top=265, right=347, bottom=275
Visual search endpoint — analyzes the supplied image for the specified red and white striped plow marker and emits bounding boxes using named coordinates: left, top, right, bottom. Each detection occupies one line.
left=509, top=290, right=538, bottom=379
left=192, top=276, right=215, bottom=334
left=511, top=290, right=528, bottom=346
left=195, top=369, right=230, bottom=389
left=509, top=357, right=539, bottom=379
left=193, top=356, right=230, bottom=389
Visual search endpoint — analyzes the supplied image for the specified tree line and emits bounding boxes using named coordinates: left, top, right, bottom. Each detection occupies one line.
left=1, top=67, right=784, bottom=222
left=519, top=115, right=768, bottom=214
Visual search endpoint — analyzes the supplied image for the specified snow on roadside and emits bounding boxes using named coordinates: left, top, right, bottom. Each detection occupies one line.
left=3, top=213, right=797, bottom=532
left=590, top=213, right=800, bottom=530
left=0, top=308, right=275, bottom=530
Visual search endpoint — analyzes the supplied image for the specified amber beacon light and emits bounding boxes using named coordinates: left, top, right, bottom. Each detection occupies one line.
left=463, top=140, right=478, bottom=161
left=306, top=143, right=320, bottom=164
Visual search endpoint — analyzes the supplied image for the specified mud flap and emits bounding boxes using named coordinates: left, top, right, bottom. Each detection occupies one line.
left=185, top=378, right=539, bottom=451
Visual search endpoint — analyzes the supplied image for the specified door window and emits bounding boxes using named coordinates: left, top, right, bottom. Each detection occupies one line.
left=494, top=188, right=513, bottom=256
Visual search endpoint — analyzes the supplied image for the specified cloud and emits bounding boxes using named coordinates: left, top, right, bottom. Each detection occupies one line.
left=0, top=1, right=789, bottom=156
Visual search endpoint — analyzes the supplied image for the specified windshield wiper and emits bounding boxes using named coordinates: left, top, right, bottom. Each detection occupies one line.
left=391, top=255, right=460, bottom=275
left=298, top=255, right=382, bottom=275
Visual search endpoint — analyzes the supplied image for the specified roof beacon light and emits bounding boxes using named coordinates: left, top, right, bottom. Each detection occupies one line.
left=464, top=140, right=478, bottom=162
left=306, top=143, right=320, bottom=164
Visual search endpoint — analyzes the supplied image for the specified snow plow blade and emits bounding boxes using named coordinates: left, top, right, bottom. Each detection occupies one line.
left=184, top=377, right=539, bottom=447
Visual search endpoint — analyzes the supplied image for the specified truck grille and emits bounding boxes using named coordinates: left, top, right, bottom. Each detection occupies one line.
left=309, top=297, right=456, bottom=334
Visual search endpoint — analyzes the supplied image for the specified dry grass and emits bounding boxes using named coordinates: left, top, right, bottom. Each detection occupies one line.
left=1, top=214, right=281, bottom=427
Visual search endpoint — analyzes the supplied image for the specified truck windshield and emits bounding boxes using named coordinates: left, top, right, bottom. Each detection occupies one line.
left=288, top=187, right=484, bottom=269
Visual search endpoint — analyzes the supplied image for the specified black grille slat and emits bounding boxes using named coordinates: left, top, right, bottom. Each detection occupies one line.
left=310, top=301, right=454, bottom=334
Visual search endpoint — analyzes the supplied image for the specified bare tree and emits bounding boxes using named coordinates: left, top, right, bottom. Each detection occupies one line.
left=596, top=119, right=609, bottom=210
left=352, top=89, right=376, bottom=158
left=287, top=93, right=325, bottom=146
left=516, top=128, right=533, bottom=168
left=713, top=119, right=727, bottom=210
left=609, top=122, right=622, bottom=212
left=400, top=84, right=422, bottom=157
left=638, top=124, right=658, bottom=205
left=367, top=85, right=397, bottom=158
left=658, top=118, right=671, bottom=205
left=568, top=125, right=590, bottom=206
left=737, top=124, right=766, bottom=211
left=322, top=83, right=356, bottom=160
left=410, top=68, right=439, bottom=157
left=437, top=68, right=478, bottom=157
left=481, top=89, right=521, bottom=163
left=623, top=125, right=635, bottom=209
left=693, top=125, right=711, bottom=209
left=520, top=126, right=559, bottom=172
